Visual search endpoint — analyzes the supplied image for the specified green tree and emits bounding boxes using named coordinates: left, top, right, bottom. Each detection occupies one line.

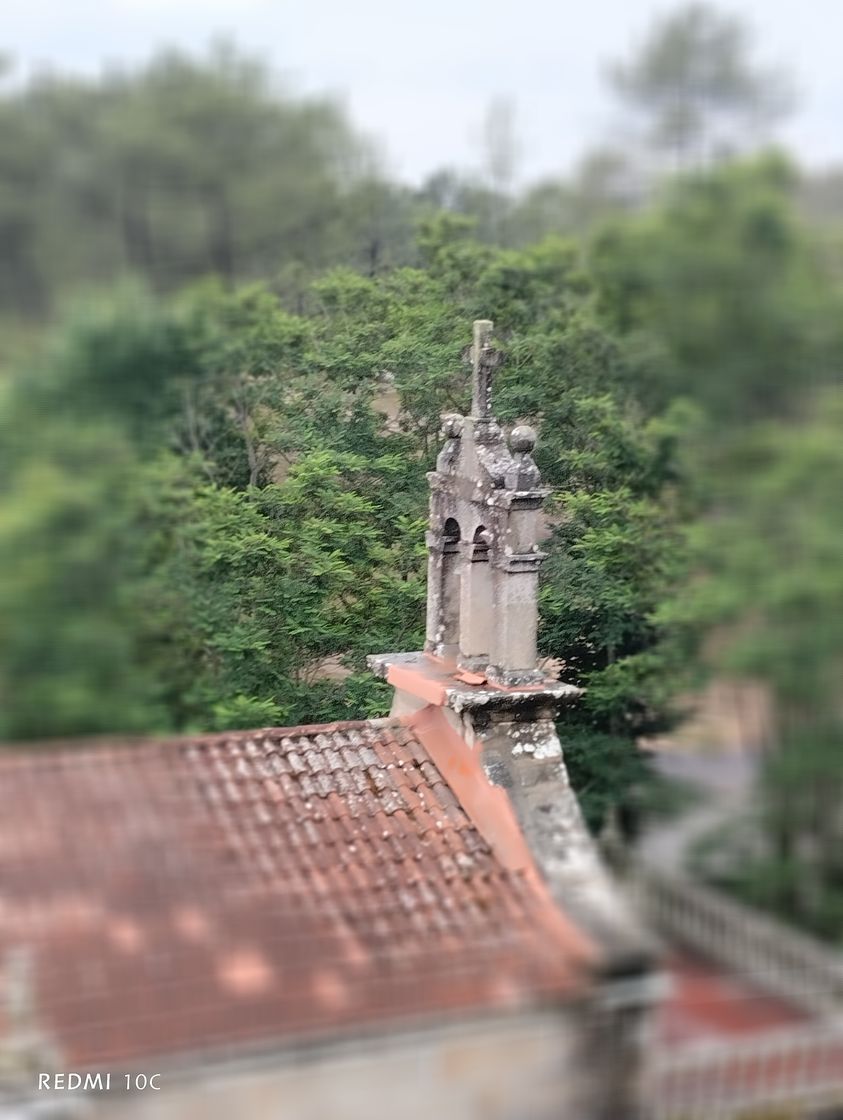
left=0, top=418, right=165, bottom=739
left=0, top=44, right=415, bottom=318
left=669, top=390, right=843, bottom=939
left=592, top=155, right=843, bottom=424
left=140, top=450, right=424, bottom=730
left=608, top=3, right=794, bottom=168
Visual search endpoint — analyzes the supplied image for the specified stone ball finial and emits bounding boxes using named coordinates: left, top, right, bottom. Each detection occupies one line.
left=509, top=424, right=537, bottom=453
left=441, top=413, right=464, bottom=440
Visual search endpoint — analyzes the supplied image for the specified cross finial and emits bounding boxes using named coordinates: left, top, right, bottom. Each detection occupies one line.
left=470, top=319, right=495, bottom=418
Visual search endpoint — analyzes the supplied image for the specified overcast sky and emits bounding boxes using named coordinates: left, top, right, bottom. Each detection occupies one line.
left=4, top=0, right=841, bottom=184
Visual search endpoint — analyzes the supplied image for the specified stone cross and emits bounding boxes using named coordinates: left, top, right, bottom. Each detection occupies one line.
left=470, top=319, right=495, bottom=419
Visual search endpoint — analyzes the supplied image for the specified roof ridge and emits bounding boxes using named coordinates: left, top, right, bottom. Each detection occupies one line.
left=0, top=717, right=402, bottom=762
left=404, top=705, right=597, bottom=972
left=207, top=716, right=399, bottom=739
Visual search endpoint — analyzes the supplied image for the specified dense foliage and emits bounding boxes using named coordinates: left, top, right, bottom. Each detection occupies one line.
left=678, top=392, right=843, bottom=937
left=0, top=45, right=417, bottom=317
left=0, top=219, right=699, bottom=830
left=2, top=11, right=833, bottom=326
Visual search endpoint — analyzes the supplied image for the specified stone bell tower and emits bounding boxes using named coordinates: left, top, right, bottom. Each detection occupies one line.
left=369, top=319, right=656, bottom=1018
left=424, top=319, right=549, bottom=686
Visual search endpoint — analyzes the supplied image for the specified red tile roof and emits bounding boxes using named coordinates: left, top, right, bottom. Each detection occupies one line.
left=0, top=716, right=594, bottom=1070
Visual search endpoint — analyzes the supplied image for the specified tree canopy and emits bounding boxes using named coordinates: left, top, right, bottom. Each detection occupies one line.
left=608, top=2, right=794, bottom=167
left=0, top=221, right=698, bottom=831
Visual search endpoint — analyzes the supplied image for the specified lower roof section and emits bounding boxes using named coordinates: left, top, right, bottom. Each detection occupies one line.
left=0, top=717, right=595, bottom=1070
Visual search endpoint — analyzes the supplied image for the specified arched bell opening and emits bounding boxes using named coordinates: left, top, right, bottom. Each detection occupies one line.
left=472, top=525, right=491, bottom=552
left=436, top=517, right=462, bottom=664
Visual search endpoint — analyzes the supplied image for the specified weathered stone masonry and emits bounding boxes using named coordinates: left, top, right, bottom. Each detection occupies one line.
left=424, top=319, right=549, bottom=687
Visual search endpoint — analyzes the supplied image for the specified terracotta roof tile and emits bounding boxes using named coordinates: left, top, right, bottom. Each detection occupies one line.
left=0, top=717, right=593, bottom=1071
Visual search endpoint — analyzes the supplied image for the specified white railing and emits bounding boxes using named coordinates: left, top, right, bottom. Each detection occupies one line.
left=631, top=867, right=843, bottom=1018
left=648, top=1019, right=843, bottom=1120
